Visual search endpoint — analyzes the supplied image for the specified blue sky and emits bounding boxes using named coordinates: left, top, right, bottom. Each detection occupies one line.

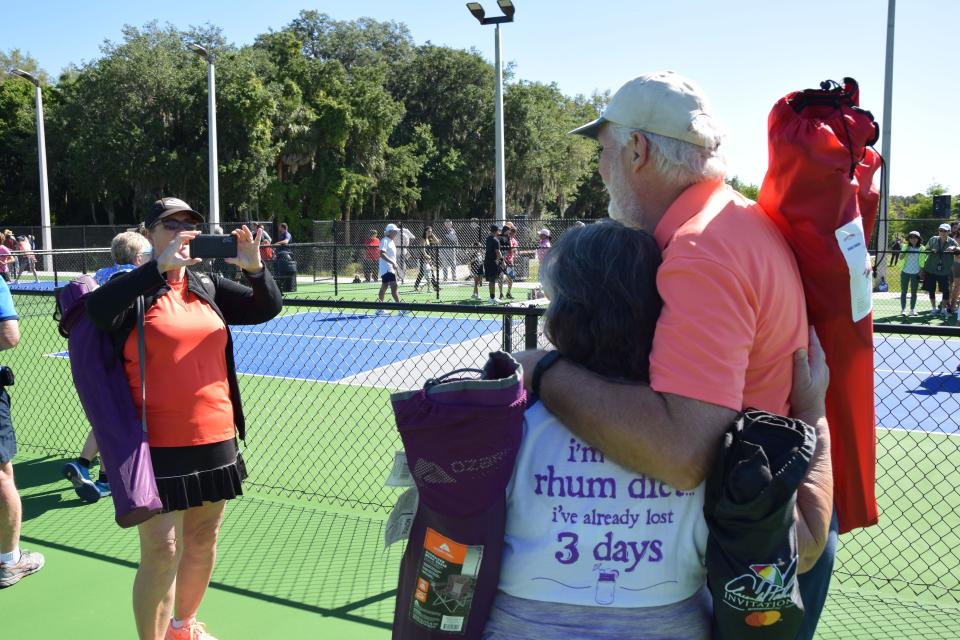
left=3, top=0, right=955, bottom=197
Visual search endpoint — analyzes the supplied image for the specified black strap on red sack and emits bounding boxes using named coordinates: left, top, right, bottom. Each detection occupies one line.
left=787, top=77, right=881, bottom=178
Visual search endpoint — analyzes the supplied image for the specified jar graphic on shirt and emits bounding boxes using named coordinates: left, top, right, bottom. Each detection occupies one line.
left=595, top=569, right=619, bottom=605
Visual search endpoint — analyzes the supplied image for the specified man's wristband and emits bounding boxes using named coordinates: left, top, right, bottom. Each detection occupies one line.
left=532, top=351, right=563, bottom=397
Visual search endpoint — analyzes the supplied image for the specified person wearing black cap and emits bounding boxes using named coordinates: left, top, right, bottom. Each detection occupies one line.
left=900, top=231, right=923, bottom=316
left=85, top=197, right=282, bottom=640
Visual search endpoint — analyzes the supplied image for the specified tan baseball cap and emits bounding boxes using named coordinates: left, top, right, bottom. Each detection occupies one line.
left=569, top=71, right=718, bottom=147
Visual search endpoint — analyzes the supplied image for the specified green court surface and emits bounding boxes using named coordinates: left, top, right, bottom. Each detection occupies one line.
left=4, top=292, right=960, bottom=638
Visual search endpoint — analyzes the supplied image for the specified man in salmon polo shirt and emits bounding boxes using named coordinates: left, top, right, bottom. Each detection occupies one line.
left=512, top=71, right=835, bottom=640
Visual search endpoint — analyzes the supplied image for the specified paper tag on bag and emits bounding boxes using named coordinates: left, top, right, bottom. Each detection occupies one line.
left=384, top=487, right=419, bottom=549
left=385, top=450, right=415, bottom=487
left=835, top=217, right=872, bottom=322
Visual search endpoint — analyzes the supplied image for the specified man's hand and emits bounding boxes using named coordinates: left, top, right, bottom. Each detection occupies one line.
left=225, top=225, right=264, bottom=273
left=790, top=327, right=828, bottom=420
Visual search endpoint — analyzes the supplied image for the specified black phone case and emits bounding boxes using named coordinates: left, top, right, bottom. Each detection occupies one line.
left=191, top=235, right=238, bottom=259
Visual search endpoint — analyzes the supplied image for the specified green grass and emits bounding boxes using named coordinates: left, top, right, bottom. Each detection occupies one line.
left=6, top=453, right=397, bottom=638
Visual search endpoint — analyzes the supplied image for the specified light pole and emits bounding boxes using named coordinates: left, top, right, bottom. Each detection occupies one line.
left=876, top=0, right=895, bottom=285
left=8, top=69, right=53, bottom=272
left=188, top=43, right=220, bottom=229
left=467, top=1, right=515, bottom=225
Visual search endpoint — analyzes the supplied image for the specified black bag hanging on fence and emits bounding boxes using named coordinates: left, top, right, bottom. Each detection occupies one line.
left=704, top=409, right=815, bottom=639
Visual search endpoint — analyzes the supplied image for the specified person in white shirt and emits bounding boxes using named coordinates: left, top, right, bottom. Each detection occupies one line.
left=378, top=224, right=402, bottom=310
left=484, top=220, right=828, bottom=639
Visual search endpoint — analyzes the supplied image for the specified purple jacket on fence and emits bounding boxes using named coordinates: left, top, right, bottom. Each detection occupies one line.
left=57, top=275, right=162, bottom=527
left=390, top=352, right=527, bottom=639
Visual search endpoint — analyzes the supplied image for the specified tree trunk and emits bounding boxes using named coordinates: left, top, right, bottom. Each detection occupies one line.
left=342, top=204, right=352, bottom=246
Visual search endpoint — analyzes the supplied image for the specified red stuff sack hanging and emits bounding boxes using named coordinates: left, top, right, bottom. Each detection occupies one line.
left=757, top=78, right=880, bottom=533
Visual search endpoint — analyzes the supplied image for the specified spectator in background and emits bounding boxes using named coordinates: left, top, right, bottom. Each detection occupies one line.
left=470, top=218, right=482, bottom=244
left=363, top=230, right=380, bottom=282
left=378, top=223, right=403, bottom=312
left=484, top=224, right=503, bottom=304
left=397, top=225, right=416, bottom=280
left=259, top=236, right=274, bottom=265
left=925, top=223, right=958, bottom=318
left=254, top=224, right=271, bottom=244
left=414, top=227, right=439, bottom=293
left=900, top=230, right=923, bottom=317
left=2, top=235, right=18, bottom=282
left=275, top=222, right=293, bottom=247
left=536, top=229, right=552, bottom=263
left=499, top=223, right=518, bottom=299
left=440, top=219, right=459, bottom=282
left=65, top=231, right=153, bottom=503
left=469, top=242, right=485, bottom=300
left=93, top=232, right=153, bottom=286
left=0, top=276, right=45, bottom=589
left=889, top=236, right=902, bottom=267
left=13, top=236, right=39, bottom=285
left=0, top=240, right=13, bottom=284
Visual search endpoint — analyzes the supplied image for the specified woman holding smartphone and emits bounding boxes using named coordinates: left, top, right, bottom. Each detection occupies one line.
left=86, top=197, right=282, bottom=640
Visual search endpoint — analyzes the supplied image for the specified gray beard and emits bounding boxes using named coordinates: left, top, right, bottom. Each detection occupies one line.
left=605, top=172, right=647, bottom=230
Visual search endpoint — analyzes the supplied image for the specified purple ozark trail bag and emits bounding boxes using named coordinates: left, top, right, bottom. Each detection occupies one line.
left=390, top=351, right=526, bottom=639
left=56, top=275, right=162, bottom=527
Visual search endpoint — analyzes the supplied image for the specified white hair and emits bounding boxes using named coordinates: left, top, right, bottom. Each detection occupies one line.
left=111, top=231, right=151, bottom=265
left=610, top=123, right=727, bottom=188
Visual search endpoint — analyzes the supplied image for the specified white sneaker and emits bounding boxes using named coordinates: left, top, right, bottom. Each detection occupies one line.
left=909, top=309, right=916, bottom=316
left=375, top=309, right=390, bottom=316
left=489, top=297, right=500, bottom=304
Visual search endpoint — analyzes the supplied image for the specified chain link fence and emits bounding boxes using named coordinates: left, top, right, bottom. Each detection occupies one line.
left=3, top=281, right=959, bottom=633
left=5, top=240, right=552, bottom=303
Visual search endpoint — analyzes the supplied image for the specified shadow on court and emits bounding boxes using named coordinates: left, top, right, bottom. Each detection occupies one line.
left=13, top=454, right=400, bottom=630
left=907, top=373, right=960, bottom=396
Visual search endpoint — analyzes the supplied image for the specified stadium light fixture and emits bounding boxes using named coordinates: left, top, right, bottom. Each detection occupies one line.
left=7, top=68, right=53, bottom=270
left=464, top=2, right=517, bottom=224
left=187, top=43, right=220, bottom=227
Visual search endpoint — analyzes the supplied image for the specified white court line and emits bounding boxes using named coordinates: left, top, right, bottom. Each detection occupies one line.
left=875, top=367, right=940, bottom=376
left=231, top=327, right=465, bottom=348
left=877, top=425, right=960, bottom=439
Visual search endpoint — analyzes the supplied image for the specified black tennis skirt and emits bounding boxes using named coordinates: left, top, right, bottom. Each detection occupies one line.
left=150, top=439, right=247, bottom=513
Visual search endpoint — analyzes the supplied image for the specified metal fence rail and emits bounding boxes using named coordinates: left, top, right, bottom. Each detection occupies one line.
left=4, top=289, right=959, bottom=613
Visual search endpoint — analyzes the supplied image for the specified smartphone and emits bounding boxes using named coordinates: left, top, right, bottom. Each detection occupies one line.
left=190, top=234, right=238, bottom=259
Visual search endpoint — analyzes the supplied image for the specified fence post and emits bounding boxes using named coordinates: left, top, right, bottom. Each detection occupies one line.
left=53, top=254, right=59, bottom=288
left=433, top=244, right=441, bottom=301
left=524, top=313, right=538, bottom=350
left=502, top=313, right=513, bottom=353
left=333, top=244, right=338, bottom=297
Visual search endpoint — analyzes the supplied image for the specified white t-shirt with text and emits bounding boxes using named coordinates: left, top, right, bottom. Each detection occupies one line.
left=498, top=400, right=708, bottom=608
